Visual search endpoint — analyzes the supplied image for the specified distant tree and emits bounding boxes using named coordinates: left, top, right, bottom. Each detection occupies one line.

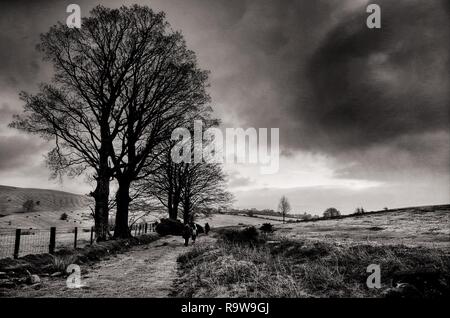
left=278, top=196, right=291, bottom=223
left=60, top=212, right=68, bottom=220
left=23, top=200, right=35, bottom=212
left=355, top=207, right=365, bottom=214
left=323, top=207, right=341, bottom=218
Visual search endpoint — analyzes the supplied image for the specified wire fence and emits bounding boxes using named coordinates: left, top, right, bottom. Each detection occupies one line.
left=0, top=222, right=157, bottom=260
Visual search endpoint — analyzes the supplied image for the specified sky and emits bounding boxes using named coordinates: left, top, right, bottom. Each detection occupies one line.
left=0, top=0, right=449, bottom=214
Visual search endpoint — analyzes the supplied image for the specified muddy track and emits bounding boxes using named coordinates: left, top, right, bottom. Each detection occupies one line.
left=6, top=235, right=215, bottom=298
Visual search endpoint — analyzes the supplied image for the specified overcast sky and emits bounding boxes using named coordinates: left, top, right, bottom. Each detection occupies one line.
left=0, top=0, right=449, bottom=214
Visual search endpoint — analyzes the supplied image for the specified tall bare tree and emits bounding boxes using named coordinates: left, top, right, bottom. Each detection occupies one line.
left=278, top=196, right=291, bottom=224
left=11, top=5, right=215, bottom=239
left=102, top=6, right=211, bottom=238
left=9, top=6, right=146, bottom=240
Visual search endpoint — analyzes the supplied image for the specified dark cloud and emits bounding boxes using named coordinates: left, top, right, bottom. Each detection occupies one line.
left=209, top=0, right=449, bottom=180
left=0, top=135, right=47, bottom=171
left=334, top=131, right=450, bottom=181
left=0, top=0, right=93, bottom=89
left=0, top=0, right=448, bottom=201
left=301, top=0, right=449, bottom=154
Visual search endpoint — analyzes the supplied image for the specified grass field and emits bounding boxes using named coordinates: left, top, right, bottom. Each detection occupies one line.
left=174, top=206, right=450, bottom=298
left=276, top=206, right=450, bottom=250
left=174, top=225, right=450, bottom=298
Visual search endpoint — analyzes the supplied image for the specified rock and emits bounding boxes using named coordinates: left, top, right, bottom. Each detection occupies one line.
left=50, top=272, right=63, bottom=277
left=27, top=274, right=40, bottom=285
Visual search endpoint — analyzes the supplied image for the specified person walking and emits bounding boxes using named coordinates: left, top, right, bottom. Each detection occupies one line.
left=190, top=222, right=198, bottom=244
left=182, top=223, right=193, bottom=247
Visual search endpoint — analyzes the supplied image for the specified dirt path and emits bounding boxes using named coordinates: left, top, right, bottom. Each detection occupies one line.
left=7, top=235, right=214, bottom=298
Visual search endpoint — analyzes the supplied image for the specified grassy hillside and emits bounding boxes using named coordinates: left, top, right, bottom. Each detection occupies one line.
left=277, top=205, right=450, bottom=250
left=0, top=185, right=92, bottom=216
left=0, top=185, right=93, bottom=230
left=175, top=205, right=450, bottom=298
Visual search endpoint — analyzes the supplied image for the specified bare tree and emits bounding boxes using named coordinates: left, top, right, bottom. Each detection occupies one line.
left=278, top=196, right=291, bottom=223
left=10, top=5, right=216, bottom=239
left=137, top=117, right=231, bottom=223
left=180, top=162, right=233, bottom=224
left=137, top=141, right=184, bottom=220
left=9, top=6, right=145, bottom=240
left=102, top=6, right=211, bottom=238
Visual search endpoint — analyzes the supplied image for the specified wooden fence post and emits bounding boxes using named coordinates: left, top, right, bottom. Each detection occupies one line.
left=49, top=227, right=56, bottom=254
left=73, top=227, right=78, bottom=249
left=90, top=226, right=94, bottom=245
left=13, top=229, right=21, bottom=259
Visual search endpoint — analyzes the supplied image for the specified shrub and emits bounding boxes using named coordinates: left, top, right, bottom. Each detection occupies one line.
left=260, top=223, right=274, bottom=233
left=22, top=200, right=35, bottom=212
left=195, top=223, right=204, bottom=234
left=155, top=218, right=185, bottom=236
left=219, top=226, right=265, bottom=246
left=60, top=212, right=69, bottom=221
left=51, top=254, right=78, bottom=273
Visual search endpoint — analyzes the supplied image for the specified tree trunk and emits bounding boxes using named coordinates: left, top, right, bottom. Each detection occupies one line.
left=167, top=188, right=180, bottom=220
left=114, top=179, right=132, bottom=238
left=172, top=199, right=180, bottom=220
left=93, top=142, right=110, bottom=242
left=167, top=191, right=176, bottom=220
left=183, top=196, right=191, bottom=224
left=168, top=206, right=178, bottom=220
left=93, top=175, right=110, bottom=241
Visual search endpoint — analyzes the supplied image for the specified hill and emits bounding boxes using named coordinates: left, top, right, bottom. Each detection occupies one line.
left=0, top=185, right=91, bottom=216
